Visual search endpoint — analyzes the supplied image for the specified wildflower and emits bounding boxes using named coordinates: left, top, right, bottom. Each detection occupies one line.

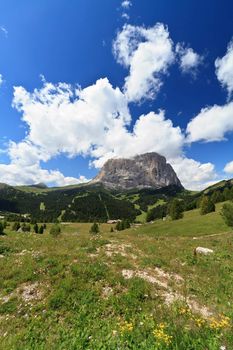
left=178, top=306, right=192, bottom=316
left=119, top=321, right=133, bottom=334
left=153, top=323, right=173, bottom=346
left=195, top=317, right=205, bottom=328
left=209, top=315, right=231, bottom=330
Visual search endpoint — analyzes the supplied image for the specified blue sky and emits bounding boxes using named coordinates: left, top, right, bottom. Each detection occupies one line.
left=0, top=0, right=233, bottom=189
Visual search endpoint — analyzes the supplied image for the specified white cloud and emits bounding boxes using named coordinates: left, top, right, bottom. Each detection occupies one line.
left=113, top=23, right=174, bottom=102
left=121, top=0, right=132, bottom=9
left=0, top=74, right=3, bottom=86
left=215, top=40, right=233, bottom=98
left=186, top=101, right=233, bottom=142
left=176, top=43, right=203, bottom=74
left=0, top=161, right=88, bottom=187
left=171, top=157, right=217, bottom=191
left=122, top=13, right=129, bottom=21
left=0, top=141, right=88, bottom=186
left=91, top=110, right=184, bottom=168
left=224, top=161, right=233, bottom=174
left=0, top=78, right=129, bottom=186
left=0, top=26, right=8, bottom=37
left=12, top=78, right=130, bottom=158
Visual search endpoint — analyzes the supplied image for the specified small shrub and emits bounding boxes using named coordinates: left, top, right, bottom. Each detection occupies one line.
left=115, top=219, right=131, bottom=231
left=34, top=223, right=39, bottom=233
left=50, top=224, right=61, bottom=237
left=89, top=222, right=99, bottom=234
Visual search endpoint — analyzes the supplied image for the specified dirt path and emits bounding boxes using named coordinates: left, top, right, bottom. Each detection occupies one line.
left=192, top=231, right=231, bottom=240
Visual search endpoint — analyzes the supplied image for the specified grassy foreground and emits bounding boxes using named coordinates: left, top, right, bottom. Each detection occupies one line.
left=0, top=203, right=233, bottom=349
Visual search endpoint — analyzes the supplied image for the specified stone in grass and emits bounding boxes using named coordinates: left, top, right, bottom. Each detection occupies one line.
left=194, top=247, right=214, bottom=256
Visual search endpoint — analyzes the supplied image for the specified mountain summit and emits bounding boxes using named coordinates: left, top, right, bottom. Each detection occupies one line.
left=92, top=152, right=182, bottom=190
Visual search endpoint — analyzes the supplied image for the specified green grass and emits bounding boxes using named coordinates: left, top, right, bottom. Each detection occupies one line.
left=0, top=204, right=233, bottom=349
left=135, top=202, right=229, bottom=237
left=136, top=199, right=166, bottom=223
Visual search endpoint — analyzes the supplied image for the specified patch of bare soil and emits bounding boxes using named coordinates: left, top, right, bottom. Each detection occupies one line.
left=122, top=267, right=212, bottom=318
left=0, top=282, right=44, bottom=306
left=17, top=282, right=43, bottom=303
left=104, top=242, right=139, bottom=260
left=102, top=286, right=113, bottom=299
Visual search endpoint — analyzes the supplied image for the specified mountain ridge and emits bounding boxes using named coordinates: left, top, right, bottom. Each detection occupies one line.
left=91, top=152, right=183, bottom=190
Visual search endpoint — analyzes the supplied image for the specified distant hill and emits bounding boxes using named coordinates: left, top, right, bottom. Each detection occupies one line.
left=0, top=182, right=183, bottom=223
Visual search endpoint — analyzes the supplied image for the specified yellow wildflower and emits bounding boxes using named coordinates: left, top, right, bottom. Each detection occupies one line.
left=153, top=323, right=173, bottom=346
left=119, top=321, right=133, bottom=334
left=178, top=306, right=192, bottom=316
left=209, top=315, right=231, bottom=330
left=195, top=317, right=205, bottom=328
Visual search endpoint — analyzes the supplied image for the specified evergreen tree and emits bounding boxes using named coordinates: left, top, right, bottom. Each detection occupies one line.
left=38, top=225, right=44, bottom=234
left=123, top=219, right=131, bottom=229
left=0, top=222, right=4, bottom=235
left=200, top=196, right=215, bottom=215
left=89, top=222, right=99, bottom=234
left=221, top=202, right=233, bottom=227
left=169, top=199, right=184, bottom=220
left=34, top=223, right=39, bottom=233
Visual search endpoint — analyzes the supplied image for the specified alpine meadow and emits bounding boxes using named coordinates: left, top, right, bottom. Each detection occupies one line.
left=0, top=1, right=233, bottom=349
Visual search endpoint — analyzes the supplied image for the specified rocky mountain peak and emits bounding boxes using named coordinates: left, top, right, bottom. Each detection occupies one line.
left=91, top=152, right=183, bottom=190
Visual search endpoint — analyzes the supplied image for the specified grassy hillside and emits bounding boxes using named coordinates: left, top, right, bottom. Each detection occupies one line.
left=136, top=202, right=229, bottom=236
left=0, top=202, right=232, bottom=349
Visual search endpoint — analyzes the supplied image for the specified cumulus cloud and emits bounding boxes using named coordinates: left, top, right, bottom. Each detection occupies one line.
left=215, top=39, right=233, bottom=98
left=224, top=161, right=233, bottom=174
left=0, top=78, right=130, bottom=186
left=113, top=23, right=174, bottom=102
left=121, top=0, right=132, bottom=9
left=0, top=141, right=88, bottom=186
left=176, top=43, right=203, bottom=75
left=11, top=80, right=183, bottom=170
left=0, top=162, right=88, bottom=187
left=91, top=110, right=184, bottom=169
left=186, top=101, right=233, bottom=142
left=171, top=157, right=217, bottom=190
left=12, top=78, right=130, bottom=158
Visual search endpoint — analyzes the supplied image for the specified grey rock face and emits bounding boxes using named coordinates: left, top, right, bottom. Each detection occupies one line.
left=91, top=152, right=183, bottom=190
